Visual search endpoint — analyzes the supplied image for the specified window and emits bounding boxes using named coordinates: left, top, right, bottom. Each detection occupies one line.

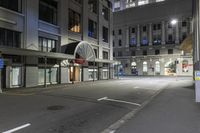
left=114, top=0, right=120, bottom=9
left=157, top=24, right=161, bottom=30
left=113, top=30, right=115, bottom=35
left=0, top=0, right=21, bottom=12
left=182, top=21, right=187, bottom=27
left=0, top=28, right=20, bottom=48
left=113, top=52, right=115, bottom=57
left=143, top=26, right=147, bottom=32
left=155, top=61, right=160, bottom=73
left=153, top=24, right=157, bottom=30
left=143, top=62, right=148, bottom=72
left=39, top=37, right=57, bottom=52
left=88, top=0, right=97, bottom=13
left=118, top=51, right=122, bottom=56
left=143, top=50, right=147, bottom=56
left=39, top=0, right=58, bottom=25
left=94, top=49, right=98, bottom=58
left=130, top=38, right=136, bottom=47
left=102, top=6, right=109, bottom=21
left=119, top=29, right=122, bottom=35
left=168, top=49, right=173, bottom=54
left=113, top=41, right=115, bottom=47
left=138, top=0, right=149, bottom=6
left=88, top=19, right=97, bottom=38
left=153, top=24, right=161, bottom=30
left=155, top=49, right=160, bottom=55
left=132, top=28, right=135, bottom=33
left=142, top=37, right=148, bottom=46
left=182, top=32, right=187, bottom=41
left=74, top=0, right=81, bottom=4
left=153, top=35, right=161, bottom=45
left=103, top=51, right=109, bottom=59
left=103, top=26, right=108, bottom=43
left=156, top=0, right=164, bottom=2
left=68, top=9, right=81, bottom=33
left=119, top=39, right=122, bottom=46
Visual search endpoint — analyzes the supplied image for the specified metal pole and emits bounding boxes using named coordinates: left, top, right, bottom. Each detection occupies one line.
left=93, top=61, right=95, bottom=82
left=44, top=57, right=47, bottom=88
left=72, top=62, right=75, bottom=84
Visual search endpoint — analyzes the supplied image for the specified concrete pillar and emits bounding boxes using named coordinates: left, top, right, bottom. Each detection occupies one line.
left=137, top=24, right=140, bottom=47
left=175, top=22, right=180, bottom=44
left=126, top=26, right=130, bottom=47
left=149, top=23, right=152, bottom=45
left=161, top=21, right=166, bottom=45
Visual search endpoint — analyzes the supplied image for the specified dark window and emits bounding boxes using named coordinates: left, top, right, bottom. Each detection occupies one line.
left=113, top=30, right=115, bottom=35
left=113, top=52, right=115, bottom=57
left=119, top=39, right=122, bottom=46
left=0, top=0, right=21, bottom=12
left=102, top=6, right=109, bottom=21
left=94, top=49, right=98, bottom=58
left=132, top=28, right=135, bottom=33
left=38, top=58, right=57, bottom=64
left=131, top=51, right=135, bottom=56
left=153, top=24, right=157, bottom=30
left=68, top=9, right=81, bottom=33
left=143, top=50, right=147, bottom=55
left=0, top=28, right=20, bottom=48
left=39, top=37, right=57, bottom=52
left=157, top=24, right=161, bottom=30
left=143, top=26, right=147, bottom=32
left=103, top=51, right=109, bottom=59
left=103, top=26, right=108, bottom=43
left=168, top=34, right=173, bottom=41
left=118, top=51, right=122, bottom=56
left=168, top=49, right=173, bottom=54
left=182, top=33, right=187, bottom=41
left=113, top=41, right=115, bottom=47
left=155, top=49, right=160, bottom=55
left=168, top=23, right=172, bottom=28
left=88, top=0, right=97, bottom=13
left=119, top=29, right=122, bottom=35
left=39, top=0, right=57, bottom=25
left=88, top=19, right=97, bottom=38
left=182, top=21, right=187, bottom=27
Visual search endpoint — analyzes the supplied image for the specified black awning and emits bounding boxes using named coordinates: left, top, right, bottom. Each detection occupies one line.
left=61, top=42, right=80, bottom=55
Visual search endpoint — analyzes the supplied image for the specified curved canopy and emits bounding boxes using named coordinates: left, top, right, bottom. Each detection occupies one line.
left=61, top=41, right=96, bottom=62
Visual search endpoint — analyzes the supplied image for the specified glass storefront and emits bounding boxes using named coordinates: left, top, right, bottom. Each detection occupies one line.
left=38, top=67, right=58, bottom=85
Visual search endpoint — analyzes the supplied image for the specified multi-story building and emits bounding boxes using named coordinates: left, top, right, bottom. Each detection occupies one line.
left=112, top=0, right=193, bottom=76
left=0, top=0, right=114, bottom=89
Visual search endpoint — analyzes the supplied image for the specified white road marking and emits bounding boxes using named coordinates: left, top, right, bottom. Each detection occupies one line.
left=109, top=130, right=116, bottom=133
left=3, top=123, right=31, bottom=133
left=97, top=97, right=141, bottom=106
left=134, top=86, right=140, bottom=89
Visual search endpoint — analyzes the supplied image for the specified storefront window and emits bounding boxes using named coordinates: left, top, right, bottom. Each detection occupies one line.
left=143, top=62, right=148, bottom=72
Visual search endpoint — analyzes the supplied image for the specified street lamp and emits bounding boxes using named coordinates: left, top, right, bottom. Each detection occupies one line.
left=171, top=19, right=178, bottom=25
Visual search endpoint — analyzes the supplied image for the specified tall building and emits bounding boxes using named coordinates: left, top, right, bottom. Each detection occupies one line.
left=0, top=0, right=114, bottom=89
left=113, top=0, right=193, bottom=76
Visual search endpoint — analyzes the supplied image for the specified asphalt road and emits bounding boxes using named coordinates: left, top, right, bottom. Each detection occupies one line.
left=0, top=77, right=193, bottom=133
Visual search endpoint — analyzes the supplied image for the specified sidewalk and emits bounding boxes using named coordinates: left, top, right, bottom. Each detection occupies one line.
left=116, top=80, right=200, bottom=133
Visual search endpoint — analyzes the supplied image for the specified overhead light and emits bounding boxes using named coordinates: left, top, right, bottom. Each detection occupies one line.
left=171, top=19, right=178, bottom=25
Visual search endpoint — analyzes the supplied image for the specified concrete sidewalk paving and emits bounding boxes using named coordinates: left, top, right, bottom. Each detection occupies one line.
left=116, top=80, right=200, bottom=133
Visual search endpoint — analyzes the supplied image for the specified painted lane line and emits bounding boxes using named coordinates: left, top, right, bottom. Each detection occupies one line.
left=3, top=123, right=31, bottom=133
left=97, top=97, right=141, bottom=106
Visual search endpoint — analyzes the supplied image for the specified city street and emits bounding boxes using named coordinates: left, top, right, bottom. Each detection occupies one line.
left=0, top=77, right=198, bottom=133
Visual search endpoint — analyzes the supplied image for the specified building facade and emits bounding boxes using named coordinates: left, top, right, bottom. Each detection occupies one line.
left=0, top=0, right=114, bottom=89
left=113, top=0, right=193, bottom=76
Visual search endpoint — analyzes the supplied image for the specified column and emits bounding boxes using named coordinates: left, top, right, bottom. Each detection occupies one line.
left=161, top=21, right=166, bottom=45
left=149, top=23, right=152, bottom=46
left=137, top=24, right=140, bottom=47
left=126, top=26, right=130, bottom=47
left=175, top=22, right=180, bottom=44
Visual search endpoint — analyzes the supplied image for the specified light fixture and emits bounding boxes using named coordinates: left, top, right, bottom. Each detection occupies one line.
left=171, top=19, right=178, bottom=25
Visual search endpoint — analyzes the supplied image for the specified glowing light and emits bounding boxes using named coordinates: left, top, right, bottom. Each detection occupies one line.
left=171, top=19, right=178, bottom=25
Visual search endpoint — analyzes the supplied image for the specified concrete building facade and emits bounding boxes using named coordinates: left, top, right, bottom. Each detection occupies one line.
left=0, top=0, right=114, bottom=89
left=113, top=0, right=193, bottom=76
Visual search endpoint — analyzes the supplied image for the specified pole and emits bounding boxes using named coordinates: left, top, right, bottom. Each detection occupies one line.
left=93, top=61, right=95, bottom=82
left=72, top=62, right=75, bottom=84
left=44, top=57, right=47, bottom=88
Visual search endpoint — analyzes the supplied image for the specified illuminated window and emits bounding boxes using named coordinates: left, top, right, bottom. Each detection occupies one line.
left=68, top=9, right=81, bottom=33
left=114, top=0, right=120, bottom=9
left=39, top=37, right=57, bottom=52
left=156, top=0, right=165, bottom=2
left=155, top=61, right=160, bottom=73
left=138, top=0, right=149, bottom=6
left=143, top=62, right=148, bottom=72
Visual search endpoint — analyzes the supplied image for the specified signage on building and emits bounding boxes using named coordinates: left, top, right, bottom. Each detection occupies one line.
left=0, top=58, right=4, bottom=69
left=195, top=71, right=200, bottom=81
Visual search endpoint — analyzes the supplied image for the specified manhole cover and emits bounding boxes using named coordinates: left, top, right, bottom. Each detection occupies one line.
left=47, top=105, right=65, bottom=111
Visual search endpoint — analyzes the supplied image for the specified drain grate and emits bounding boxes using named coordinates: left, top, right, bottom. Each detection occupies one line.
left=47, top=105, right=65, bottom=111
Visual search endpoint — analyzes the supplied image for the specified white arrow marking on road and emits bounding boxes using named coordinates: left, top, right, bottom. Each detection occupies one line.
left=97, top=97, right=141, bottom=106
left=3, top=123, right=31, bottom=133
